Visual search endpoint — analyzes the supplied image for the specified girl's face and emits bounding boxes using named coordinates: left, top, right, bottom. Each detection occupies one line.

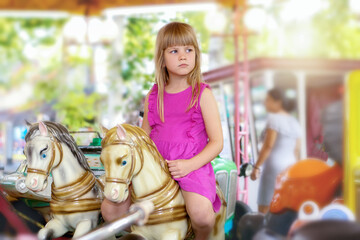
left=264, top=94, right=282, bottom=113
left=163, top=45, right=195, bottom=80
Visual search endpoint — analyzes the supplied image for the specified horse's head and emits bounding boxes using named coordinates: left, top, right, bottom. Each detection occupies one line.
left=24, top=121, right=62, bottom=192
left=101, top=124, right=143, bottom=202
left=101, top=124, right=169, bottom=203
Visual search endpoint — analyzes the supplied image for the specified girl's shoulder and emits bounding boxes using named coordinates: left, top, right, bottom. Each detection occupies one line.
left=196, top=82, right=211, bottom=107
left=199, top=82, right=210, bottom=90
left=198, top=82, right=211, bottom=97
left=146, top=84, right=158, bottom=109
left=147, top=84, right=159, bottom=100
left=150, top=83, right=158, bottom=92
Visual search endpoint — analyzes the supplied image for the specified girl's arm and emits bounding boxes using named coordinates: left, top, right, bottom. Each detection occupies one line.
left=250, top=128, right=277, bottom=180
left=167, top=88, right=223, bottom=178
left=192, top=88, right=223, bottom=168
left=141, top=92, right=152, bottom=135
left=294, top=138, right=301, bottom=161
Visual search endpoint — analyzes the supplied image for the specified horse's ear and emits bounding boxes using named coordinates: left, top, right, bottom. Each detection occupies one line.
left=116, top=124, right=126, bottom=140
left=25, top=120, right=32, bottom=127
left=39, top=121, right=48, bottom=136
left=100, top=125, right=109, bottom=136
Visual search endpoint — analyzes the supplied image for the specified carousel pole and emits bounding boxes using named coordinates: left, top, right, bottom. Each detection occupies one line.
left=241, top=0, right=250, bottom=204
left=234, top=0, right=250, bottom=203
left=233, top=0, right=241, bottom=201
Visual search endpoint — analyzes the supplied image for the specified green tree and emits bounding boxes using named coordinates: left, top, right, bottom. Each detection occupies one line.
left=0, top=17, right=103, bottom=130
left=311, top=0, right=360, bottom=58
left=53, top=88, right=102, bottom=130
left=0, top=18, right=65, bottom=89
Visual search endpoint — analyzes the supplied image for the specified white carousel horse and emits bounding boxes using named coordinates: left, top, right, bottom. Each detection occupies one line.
left=24, top=121, right=103, bottom=239
left=101, top=124, right=226, bottom=240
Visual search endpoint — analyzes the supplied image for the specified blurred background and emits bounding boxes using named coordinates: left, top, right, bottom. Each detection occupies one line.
left=0, top=0, right=359, bottom=208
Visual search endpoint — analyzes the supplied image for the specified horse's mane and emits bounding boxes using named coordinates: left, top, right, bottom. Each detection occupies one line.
left=25, top=121, right=91, bottom=171
left=101, top=124, right=169, bottom=174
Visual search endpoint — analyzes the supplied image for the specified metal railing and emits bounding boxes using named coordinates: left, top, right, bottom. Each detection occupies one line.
left=74, top=201, right=154, bottom=240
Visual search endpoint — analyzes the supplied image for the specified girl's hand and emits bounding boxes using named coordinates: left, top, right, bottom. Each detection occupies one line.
left=166, top=159, right=194, bottom=179
left=250, top=168, right=260, bottom=181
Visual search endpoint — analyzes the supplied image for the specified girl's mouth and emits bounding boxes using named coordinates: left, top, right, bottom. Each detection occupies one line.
left=179, top=64, right=188, bottom=68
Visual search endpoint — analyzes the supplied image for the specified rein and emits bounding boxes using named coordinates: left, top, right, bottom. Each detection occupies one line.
left=27, top=139, right=63, bottom=177
left=102, top=139, right=187, bottom=226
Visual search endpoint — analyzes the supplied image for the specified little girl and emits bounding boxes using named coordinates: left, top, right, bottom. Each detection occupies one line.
left=142, top=22, right=223, bottom=240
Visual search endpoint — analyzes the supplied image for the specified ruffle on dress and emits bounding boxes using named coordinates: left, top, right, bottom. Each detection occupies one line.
left=186, top=84, right=210, bottom=142
left=147, top=84, right=158, bottom=128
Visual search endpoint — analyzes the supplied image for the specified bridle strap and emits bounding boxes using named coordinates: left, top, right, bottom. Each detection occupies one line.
left=103, top=140, right=142, bottom=186
left=105, top=177, right=130, bottom=185
left=26, top=168, right=48, bottom=176
left=27, top=139, right=63, bottom=177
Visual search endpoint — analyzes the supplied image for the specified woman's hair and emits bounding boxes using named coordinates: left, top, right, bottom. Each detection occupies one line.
left=268, top=88, right=296, bottom=112
left=154, top=22, right=202, bottom=122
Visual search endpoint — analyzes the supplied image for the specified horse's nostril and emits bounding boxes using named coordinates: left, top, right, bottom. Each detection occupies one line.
left=31, top=177, right=38, bottom=188
left=111, top=188, right=119, bottom=199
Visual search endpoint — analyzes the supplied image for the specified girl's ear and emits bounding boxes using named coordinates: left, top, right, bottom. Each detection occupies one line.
left=116, top=124, right=127, bottom=140
left=39, top=121, right=48, bottom=136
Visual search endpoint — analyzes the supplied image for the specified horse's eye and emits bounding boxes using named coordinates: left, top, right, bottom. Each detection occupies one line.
left=121, top=160, right=127, bottom=166
left=42, top=153, right=47, bottom=159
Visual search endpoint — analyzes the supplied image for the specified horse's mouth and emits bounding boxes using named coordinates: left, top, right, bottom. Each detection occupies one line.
left=30, top=182, right=47, bottom=192
left=27, top=176, right=48, bottom=192
left=105, top=187, right=129, bottom=203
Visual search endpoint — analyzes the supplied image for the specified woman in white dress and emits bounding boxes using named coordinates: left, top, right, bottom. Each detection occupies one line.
left=251, top=88, right=302, bottom=214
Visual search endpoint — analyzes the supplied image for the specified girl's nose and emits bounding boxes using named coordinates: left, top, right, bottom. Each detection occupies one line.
left=179, top=53, right=186, bottom=60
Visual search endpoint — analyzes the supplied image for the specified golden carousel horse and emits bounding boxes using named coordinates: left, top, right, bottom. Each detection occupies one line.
left=24, top=121, right=103, bottom=239
left=101, top=124, right=226, bottom=240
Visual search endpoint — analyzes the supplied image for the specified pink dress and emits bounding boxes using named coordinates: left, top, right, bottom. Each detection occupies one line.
left=147, top=82, right=221, bottom=212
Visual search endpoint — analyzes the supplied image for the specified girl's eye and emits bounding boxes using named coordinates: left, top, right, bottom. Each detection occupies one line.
left=170, top=50, right=177, bottom=54
left=186, top=49, right=193, bottom=52
left=41, top=153, right=47, bottom=159
left=121, top=160, right=127, bottom=166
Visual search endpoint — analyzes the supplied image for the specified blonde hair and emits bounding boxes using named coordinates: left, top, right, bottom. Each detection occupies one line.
left=154, top=22, right=202, bottom=122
